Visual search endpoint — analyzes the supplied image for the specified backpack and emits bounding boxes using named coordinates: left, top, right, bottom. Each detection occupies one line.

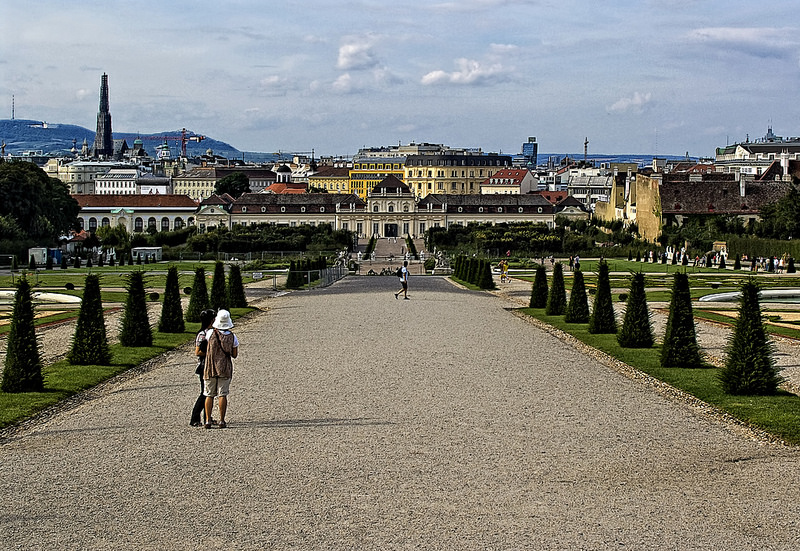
left=396, top=266, right=403, bottom=278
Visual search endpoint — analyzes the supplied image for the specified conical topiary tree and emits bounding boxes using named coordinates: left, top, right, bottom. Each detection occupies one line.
left=11, top=255, right=18, bottom=271
left=588, top=260, right=617, bottom=334
left=734, top=254, right=741, bottom=271
left=718, top=280, right=781, bottom=395
left=788, top=257, right=796, bottom=274
left=1, top=277, right=43, bottom=392
left=119, top=270, right=153, bottom=347
left=67, top=273, right=111, bottom=365
left=564, top=269, right=590, bottom=323
left=719, top=255, right=726, bottom=270
left=545, top=262, right=567, bottom=316
left=672, top=252, right=678, bottom=265
left=45, top=253, right=53, bottom=270
left=29, top=255, right=36, bottom=271
left=529, top=264, right=548, bottom=308
left=617, top=272, right=654, bottom=348
left=158, top=266, right=185, bottom=333
left=210, top=261, right=227, bottom=310
left=185, top=267, right=210, bottom=322
left=478, top=260, right=495, bottom=290
left=60, top=255, right=67, bottom=270
left=227, top=264, right=248, bottom=308
left=660, top=272, right=702, bottom=368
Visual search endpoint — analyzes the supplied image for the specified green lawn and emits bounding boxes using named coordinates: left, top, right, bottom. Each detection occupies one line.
left=520, top=307, right=800, bottom=445
left=0, top=307, right=254, bottom=428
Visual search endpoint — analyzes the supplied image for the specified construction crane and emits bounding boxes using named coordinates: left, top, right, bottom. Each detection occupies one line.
left=136, top=128, right=206, bottom=157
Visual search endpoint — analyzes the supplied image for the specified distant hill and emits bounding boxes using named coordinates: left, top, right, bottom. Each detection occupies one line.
left=0, top=118, right=244, bottom=159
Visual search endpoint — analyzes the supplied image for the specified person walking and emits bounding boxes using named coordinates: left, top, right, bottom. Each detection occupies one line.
left=394, top=260, right=409, bottom=300
left=190, top=309, right=216, bottom=427
left=203, top=309, right=239, bottom=429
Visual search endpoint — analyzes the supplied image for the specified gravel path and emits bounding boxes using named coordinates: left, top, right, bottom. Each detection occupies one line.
left=1, top=276, right=800, bottom=549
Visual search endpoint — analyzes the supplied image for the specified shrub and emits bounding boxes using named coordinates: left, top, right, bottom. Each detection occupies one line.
left=184, top=287, right=192, bottom=295
left=119, top=270, right=153, bottom=347
left=65, top=282, right=75, bottom=291
left=588, top=259, right=617, bottom=334
left=618, top=293, right=628, bottom=302
left=185, top=267, right=210, bottom=322
left=718, top=280, right=781, bottom=395
left=158, top=266, right=185, bottom=333
left=149, top=292, right=160, bottom=301
left=529, top=264, right=548, bottom=308
left=227, top=264, right=248, bottom=308
left=564, top=269, right=589, bottom=323
left=661, top=272, right=702, bottom=368
left=1, top=277, right=44, bottom=392
left=545, top=262, right=567, bottom=316
left=210, top=261, right=228, bottom=310
left=617, top=272, right=654, bottom=348
left=67, top=273, right=111, bottom=365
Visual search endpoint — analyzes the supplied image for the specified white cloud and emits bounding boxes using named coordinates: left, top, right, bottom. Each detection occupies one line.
left=607, top=92, right=652, bottom=115
left=687, top=27, right=799, bottom=59
left=75, top=88, right=91, bottom=100
left=337, top=37, right=379, bottom=70
left=421, top=58, right=508, bottom=85
left=331, top=73, right=356, bottom=93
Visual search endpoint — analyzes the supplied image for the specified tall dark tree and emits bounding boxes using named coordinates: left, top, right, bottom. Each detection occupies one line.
left=660, top=272, right=702, bottom=368
left=588, top=260, right=617, bottom=334
left=529, top=264, right=548, bottom=308
left=119, top=270, right=153, bottom=347
left=210, top=261, right=228, bottom=310
left=158, top=266, right=185, bottom=333
left=1, top=277, right=43, bottom=392
left=733, top=253, right=741, bottom=271
left=28, top=255, right=35, bottom=271
left=227, top=264, right=248, bottom=308
left=545, top=262, right=567, bottom=316
left=718, top=280, right=781, bottom=395
left=185, top=267, right=211, bottom=322
left=68, top=273, right=111, bottom=365
left=477, top=259, right=495, bottom=290
left=45, top=253, right=53, bottom=270
left=617, top=272, right=654, bottom=348
left=564, top=269, right=590, bottom=323
left=214, top=171, right=251, bottom=198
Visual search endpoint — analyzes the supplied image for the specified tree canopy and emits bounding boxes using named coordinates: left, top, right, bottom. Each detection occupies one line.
left=0, top=161, right=80, bottom=241
left=214, top=171, right=251, bottom=198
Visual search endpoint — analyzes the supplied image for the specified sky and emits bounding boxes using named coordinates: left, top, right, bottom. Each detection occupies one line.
left=1, top=0, right=799, bottom=158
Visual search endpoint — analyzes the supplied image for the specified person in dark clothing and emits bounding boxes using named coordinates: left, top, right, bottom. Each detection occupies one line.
left=190, top=309, right=216, bottom=427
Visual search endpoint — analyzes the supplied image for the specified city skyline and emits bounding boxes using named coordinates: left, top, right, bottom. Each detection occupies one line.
left=1, top=1, right=798, bottom=158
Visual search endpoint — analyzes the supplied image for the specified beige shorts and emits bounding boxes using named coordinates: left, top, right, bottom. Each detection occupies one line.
left=204, top=377, right=231, bottom=397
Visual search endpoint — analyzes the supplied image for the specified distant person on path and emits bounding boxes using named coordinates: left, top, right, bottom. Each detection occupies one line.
left=203, top=309, right=239, bottom=429
left=395, top=260, right=409, bottom=300
left=190, top=309, right=216, bottom=427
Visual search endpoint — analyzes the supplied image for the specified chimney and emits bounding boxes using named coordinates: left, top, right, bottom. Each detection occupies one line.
left=737, top=170, right=745, bottom=197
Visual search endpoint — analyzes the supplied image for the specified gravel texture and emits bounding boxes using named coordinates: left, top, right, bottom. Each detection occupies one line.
left=1, top=275, right=800, bottom=549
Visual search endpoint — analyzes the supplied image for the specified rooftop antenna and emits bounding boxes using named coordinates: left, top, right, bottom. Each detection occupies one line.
left=11, top=95, right=15, bottom=120
left=583, top=137, right=588, bottom=163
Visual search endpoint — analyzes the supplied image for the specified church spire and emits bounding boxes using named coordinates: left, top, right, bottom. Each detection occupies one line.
left=92, top=73, right=113, bottom=158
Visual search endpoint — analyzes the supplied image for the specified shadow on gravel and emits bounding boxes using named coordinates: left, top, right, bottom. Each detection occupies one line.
left=231, top=417, right=394, bottom=429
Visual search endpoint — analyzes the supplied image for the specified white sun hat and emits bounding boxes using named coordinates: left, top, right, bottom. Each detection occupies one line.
left=213, top=309, right=234, bottom=330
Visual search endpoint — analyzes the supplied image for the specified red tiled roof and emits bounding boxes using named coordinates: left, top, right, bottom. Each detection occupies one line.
left=72, top=194, right=198, bottom=208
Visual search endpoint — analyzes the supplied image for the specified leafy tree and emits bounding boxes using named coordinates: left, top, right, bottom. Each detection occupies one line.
left=158, top=266, right=185, bottom=333
left=96, top=224, right=130, bottom=256
left=545, top=262, right=567, bottom=315
left=227, top=264, right=248, bottom=308
left=529, top=264, right=548, bottom=308
left=718, top=280, right=781, bottom=395
left=564, top=269, right=590, bottom=323
left=0, top=162, right=80, bottom=240
left=185, top=267, right=210, bottom=322
left=1, top=277, right=43, bottom=392
left=67, top=273, right=111, bottom=365
left=589, top=260, right=617, bottom=334
left=617, top=272, right=654, bottom=348
left=660, top=272, right=702, bottom=368
left=214, top=171, right=251, bottom=198
left=119, top=270, right=153, bottom=347
left=210, top=261, right=228, bottom=310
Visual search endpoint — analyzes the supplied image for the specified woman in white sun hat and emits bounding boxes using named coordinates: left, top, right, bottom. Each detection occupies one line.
left=203, top=309, right=239, bottom=429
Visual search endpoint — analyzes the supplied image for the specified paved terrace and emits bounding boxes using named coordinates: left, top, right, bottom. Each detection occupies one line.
left=1, top=275, right=800, bottom=549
